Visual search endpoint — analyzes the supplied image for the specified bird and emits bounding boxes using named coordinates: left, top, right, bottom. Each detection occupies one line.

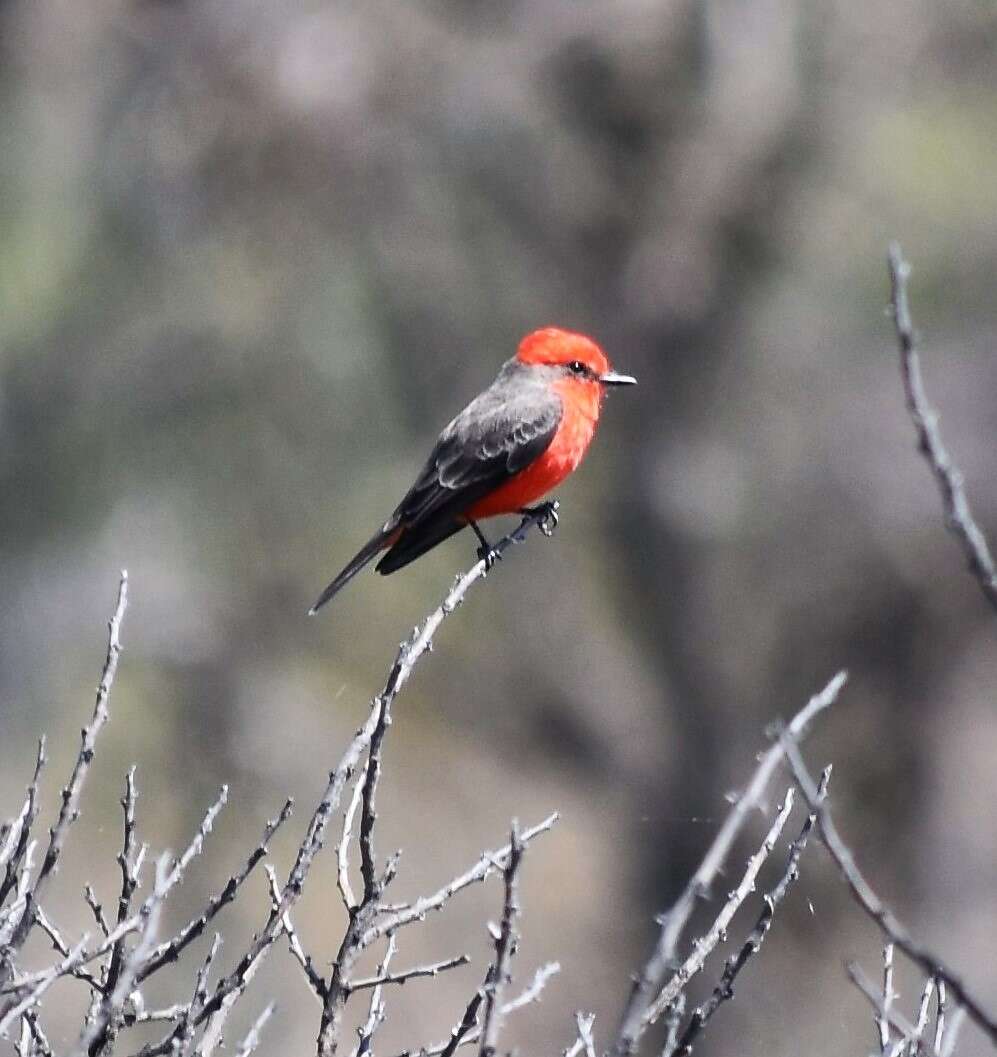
left=309, top=327, right=636, bottom=613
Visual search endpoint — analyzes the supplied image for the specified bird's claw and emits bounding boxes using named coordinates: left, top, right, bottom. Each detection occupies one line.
left=521, top=500, right=560, bottom=538
left=476, top=544, right=503, bottom=571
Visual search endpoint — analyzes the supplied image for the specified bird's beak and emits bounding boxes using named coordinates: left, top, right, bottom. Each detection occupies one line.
left=599, top=370, right=637, bottom=386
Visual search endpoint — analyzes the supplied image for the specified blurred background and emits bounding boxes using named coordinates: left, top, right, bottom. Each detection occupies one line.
left=2, top=1, right=997, bottom=1054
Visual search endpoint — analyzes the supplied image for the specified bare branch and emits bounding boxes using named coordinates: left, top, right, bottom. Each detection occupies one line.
left=440, top=988, right=485, bottom=1057
left=191, top=938, right=271, bottom=1057
left=908, top=977, right=936, bottom=1057
left=359, top=711, right=387, bottom=905
left=880, top=943, right=896, bottom=1054
left=138, top=797, right=292, bottom=984
left=24, top=1012, right=53, bottom=1057
left=938, top=1007, right=966, bottom=1057
left=83, top=888, right=110, bottom=938
left=0, top=740, right=45, bottom=910
left=97, top=767, right=147, bottom=1048
left=173, top=932, right=223, bottom=1054
left=613, top=671, right=847, bottom=1055
left=1, top=572, right=128, bottom=982
left=574, top=1012, right=597, bottom=1057
left=354, top=934, right=397, bottom=1057
left=643, top=787, right=797, bottom=1027
left=659, top=996, right=685, bottom=1057
left=349, top=954, right=470, bottom=993
left=500, top=962, right=560, bottom=1015
left=234, top=1002, right=275, bottom=1057
left=848, top=961, right=918, bottom=1043
left=74, top=855, right=169, bottom=1057
left=33, top=906, right=104, bottom=994
left=265, top=864, right=325, bottom=1003
left=887, top=242, right=997, bottom=613
left=0, top=937, right=89, bottom=1038
left=667, top=768, right=831, bottom=1057
left=386, top=948, right=558, bottom=1057
left=479, top=823, right=524, bottom=1057
left=367, top=813, right=558, bottom=944
left=781, top=733, right=997, bottom=1046
left=933, top=979, right=947, bottom=1055
left=338, top=764, right=367, bottom=912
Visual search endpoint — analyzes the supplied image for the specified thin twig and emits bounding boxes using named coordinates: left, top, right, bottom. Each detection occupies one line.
left=479, top=824, right=524, bottom=1057
left=888, top=242, right=997, bottom=613
left=138, top=797, right=292, bottom=984
left=83, top=888, right=110, bottom=938
left=24, top=1012, right=53, bottom=1057
left=349, top=954, right=470, bottom=993
left=234, top=1002, right=275, bottom=1057
left=669, top=769, right=831, bottom=1057
left=32, top=906, right=104, bottom=993
left=74, top=855, right=169, bottom=1057
left=439, top=988, right=485, bottom=1057
left=848, top=961, right=918, bottom=1042
left=574, top=1011, right=597, bottom=1057
left=643, top=787, right=797, bottom=1026
left=354, top=934, right=397, bottom=1057
left=169, top=932, right=223, bottom=1056
left=1, top=573, right=128, bottom=984
left=880, top=943, right=896, bottom=1053
left=938, top=1007, right=966, bottom=1057
left=265, top=864, right=325, bottom=1002
left=907, top=977, right=936, bottom=1057
left=367, top=813, right=558, bottom=945
left=93, top=768, right=147, bottom=1053
left=500, top=962, right=560, bottom=1014
left=0, top=740, right=45, bottom=911
left=391, top=963, right=560, bottom=1057
left=660, top=997, right=685, bottom=1057
left=338, top=764, right=367, bottom=912
left=933, top=980, right=947, bottom=1055
left=613, top=671, right=847, bottom=1056
left=781, top=734, right=997, bottom=1046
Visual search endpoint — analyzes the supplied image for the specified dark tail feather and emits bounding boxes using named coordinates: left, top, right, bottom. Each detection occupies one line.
left=375, top=518, right=465, bottom=575
left=309, top=522, right=400, bottom=614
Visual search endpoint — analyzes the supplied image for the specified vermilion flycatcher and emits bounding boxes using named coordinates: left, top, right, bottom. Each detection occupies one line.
left=310, top=327, right=635, bottom=612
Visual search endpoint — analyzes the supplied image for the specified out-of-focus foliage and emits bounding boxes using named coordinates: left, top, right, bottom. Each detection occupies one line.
left=1, top=1, right=996, bottom=1054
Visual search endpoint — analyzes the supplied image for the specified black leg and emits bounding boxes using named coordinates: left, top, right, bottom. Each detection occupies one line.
left=469, top=520, right=502, bottom=569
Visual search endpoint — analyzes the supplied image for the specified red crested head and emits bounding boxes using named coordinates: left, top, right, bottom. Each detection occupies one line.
left=516, top=328, right=609, bottom=374
left=515, top=327, right=636, bottom=388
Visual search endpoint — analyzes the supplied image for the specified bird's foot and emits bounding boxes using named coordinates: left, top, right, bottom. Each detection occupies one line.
left=520, top=500, right=560, bottom=538
left=469, top=519, right=502, bottom=570
left=476, top=543, right=503, bottom=571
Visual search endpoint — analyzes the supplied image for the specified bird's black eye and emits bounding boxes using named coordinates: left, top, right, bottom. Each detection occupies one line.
left=567, top=360, right=587, bottom=375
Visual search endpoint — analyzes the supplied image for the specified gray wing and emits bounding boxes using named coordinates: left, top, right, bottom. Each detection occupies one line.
left=390, top=362, right=562, bottom=530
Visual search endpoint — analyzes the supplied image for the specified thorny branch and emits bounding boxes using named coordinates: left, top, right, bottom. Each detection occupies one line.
left=0, top=515, right=563, bottom=1056
left=612, top=671, right=848, bottom=1056
left=5, top=476, right=997, bottom=1057
left=0, top=572, right=129, bottom=990
left=665, top=768, right=832, bottom=1057
left=888, top=242, right=997, bottom=613
left=781, top=731, right=997, bottom=1046
left=478, top=823, right=524, bottom=1057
